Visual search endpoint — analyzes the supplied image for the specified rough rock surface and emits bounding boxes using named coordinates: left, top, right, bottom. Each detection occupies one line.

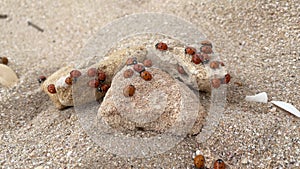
left=97, top=62, right=207, bottom=136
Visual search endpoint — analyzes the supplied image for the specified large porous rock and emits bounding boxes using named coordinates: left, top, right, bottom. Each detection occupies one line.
left=97, top=62, right=207, bottom=136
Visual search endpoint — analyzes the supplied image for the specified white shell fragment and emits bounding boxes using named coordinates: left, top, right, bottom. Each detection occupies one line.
left=245, top=92, right=268, bottom=103
left=271, top=101, right=300, bottom=118
left=0, top=64, right=18, bottom=88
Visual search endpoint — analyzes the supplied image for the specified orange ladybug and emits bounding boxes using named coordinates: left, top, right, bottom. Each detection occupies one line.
left=155, top=42, right=168, bottom=51
left=213, top=159, right=226, bottom=169
left=200, top=45, right=213, bottom=54
left=70, top=70, right=82, bottom=78
left=123, top=85, right=135, bottom=97
left=47, top=84, right=56, bottom=94
left=194, top=155, right=205, bottom=169
left=185, top=47, right=196, bottom=55
left=191, top=54, right=202, bottom=64
left=210, top=61, right=220, bottom=69
left=65, top=76, right=73, bottom=85
left=140, top=71, right=152, bottom=81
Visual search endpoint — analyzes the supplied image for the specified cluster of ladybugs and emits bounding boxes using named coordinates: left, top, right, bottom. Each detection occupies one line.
left=45, top=68, right=110, bottom=94
left=155, top=41, right=231, bottom=89
left=123, top=57, right=153, bottom=97
left=194, top=154, right=226, bottom=169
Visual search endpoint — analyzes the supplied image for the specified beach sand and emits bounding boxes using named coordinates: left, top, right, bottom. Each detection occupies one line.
left=0, top=0, right=299, bottom=168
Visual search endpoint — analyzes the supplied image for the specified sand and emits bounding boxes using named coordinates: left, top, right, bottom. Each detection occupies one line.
left=0, top=0, right=299, bottom=168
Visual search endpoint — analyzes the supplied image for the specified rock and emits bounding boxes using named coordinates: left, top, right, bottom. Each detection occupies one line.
left=41, top=65, right=73, bottom=110
left=97, top=63, right=206, bottom=135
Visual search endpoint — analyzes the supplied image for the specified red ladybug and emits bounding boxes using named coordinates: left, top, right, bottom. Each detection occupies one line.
left=191, top=54, right=202, bottom=64
left=126, top=57, right=138, bottom=65
left=47, top=84, right=56, bottom=94
left=123, top=69, right=134, bottom=78
left=200, top=40, right=212, bottom=47
left=88, top=79, right=100, bottom=88
left=155, top=42, right=168, bottom=51
left=185, top=47, right=196, bottom=55
left=133, top=64, right=145, bottom=73
left=98, top=70, right=106, bottom=82
left=211, top=78, right=221, bottom=88
left=70, top=70, right=82, bottom=78
left=213, top=159, right=226, bottom=169
left=87, top=68, right=97, bottom=77
left=224, top=73, right=231, bottom=84
left=98, top=84, right=110, bottom=93
left=200, top=45, right=213, bottom=54
left=38, top=75, right=47, bottom=83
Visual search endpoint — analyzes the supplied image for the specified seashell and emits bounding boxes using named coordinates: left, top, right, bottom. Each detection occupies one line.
left=0, top=64, right=18, bottom=87
left=245, top=92, right=268, bottom=103
left=271, top=101, right=300, bottom=118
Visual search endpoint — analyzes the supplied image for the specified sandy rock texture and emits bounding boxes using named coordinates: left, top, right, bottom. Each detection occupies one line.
left=0, top=0, right=299, bottom=168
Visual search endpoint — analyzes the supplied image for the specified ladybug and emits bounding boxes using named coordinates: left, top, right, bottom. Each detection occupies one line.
left=140, top=71, right=152, bottom=81
left=177, top=65, right=186, bottom=74
left=123, top=69, right=134, bottom=78
left=38, top=75, right=47, bottom=83
left=88, top=79, right=100, bottom=88
left=200, top=45, right=213, bottom=54
left=211, top=78, right=221, bottom=88
left=201, top=53, right=210, bottom=63
left=70, top=70, right=82, bottom=78
left=185, top=47, right=196, bottom=55
left=87, top=68, right=97, bottom=77
left=98, top=70, right=106, bottom=82
left=194, top=154, right=205, bottom=169
left=155, top=42, right=168, bottom=51
left=213, top=159, right=226, bottom=169
left=143, top=59, right=152, bottom=67
left=126, top=57, right=138, bottom=65
left=47, top=84, right=56, bottom=94
left=200, top=40, right=213, bottom=47
left=123, top=85, right=135, bottom=97
left=133, top=64, right=145, bottom=73
left=210, top=61, right=220, bottom=69
left=97, top=84, right=110, bottom=93
left=65, top=76, right=73, bottom=85
left=191, top=54, right=202, bottom=64
left=0, top=57, right=8, bottom=65
left=224, top=73, right=231, bottom=84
